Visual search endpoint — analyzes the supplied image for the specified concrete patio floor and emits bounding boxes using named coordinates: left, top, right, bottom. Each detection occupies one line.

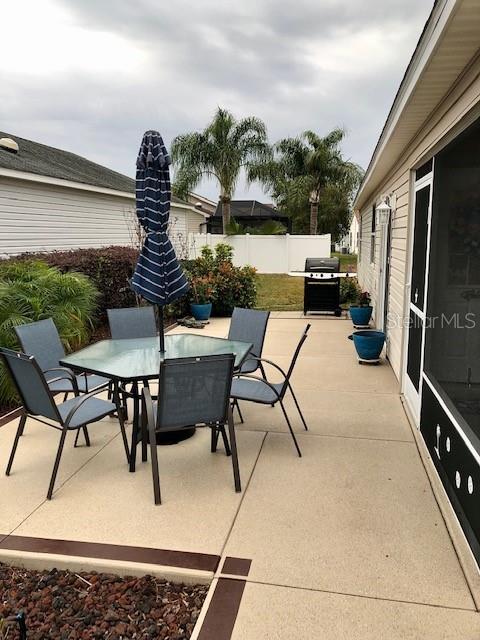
left=1, top=315, right=479, bottom=639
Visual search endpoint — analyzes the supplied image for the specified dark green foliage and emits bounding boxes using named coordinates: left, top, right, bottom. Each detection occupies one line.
left=14, top=246, right=139, bottom=321
left=0, top=260, right=99, bottom=406
left=172, top=244, right=257, bottom=317
left=340, top=277, right=361, bottom=306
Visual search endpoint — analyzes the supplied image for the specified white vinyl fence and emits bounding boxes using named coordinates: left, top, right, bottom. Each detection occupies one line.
left=188, top=233, right=331, bottom=273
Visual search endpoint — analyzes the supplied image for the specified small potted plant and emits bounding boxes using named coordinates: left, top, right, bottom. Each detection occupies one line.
left=190, top=276, right=214, bottom=321
left=349, top=290, right=373, bottom=327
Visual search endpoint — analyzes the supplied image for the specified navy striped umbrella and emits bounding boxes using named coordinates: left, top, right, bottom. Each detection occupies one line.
left=132, top=130, right=189, bottom=351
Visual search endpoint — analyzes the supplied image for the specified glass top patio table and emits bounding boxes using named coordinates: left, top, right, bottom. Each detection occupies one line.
left=60, top=333, right=252, bottom=381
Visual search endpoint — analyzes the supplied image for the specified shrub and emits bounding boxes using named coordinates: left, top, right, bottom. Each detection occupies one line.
left=15, top=246, right=139, bottom=321
left=0, top=260, right=99, bottom=407
left=176, top=244, right=257, bottom=317
left=340, top=276, right=360, bottom=306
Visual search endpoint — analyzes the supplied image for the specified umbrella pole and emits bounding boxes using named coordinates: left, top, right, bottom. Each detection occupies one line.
left=158, top=305, right=165, bottom=353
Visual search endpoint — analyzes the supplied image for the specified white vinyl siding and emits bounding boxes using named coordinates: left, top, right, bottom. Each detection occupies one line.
left=0, top=176, right=205, bottom=258
left=357, top=53, right=480, bottom=382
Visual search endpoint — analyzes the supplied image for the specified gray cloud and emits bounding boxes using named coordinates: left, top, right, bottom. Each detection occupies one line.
left=1, top=0, right=433, bottom=201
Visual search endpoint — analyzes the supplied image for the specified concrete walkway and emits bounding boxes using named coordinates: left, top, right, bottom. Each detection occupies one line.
left=1, top=316, right=479, bottom=638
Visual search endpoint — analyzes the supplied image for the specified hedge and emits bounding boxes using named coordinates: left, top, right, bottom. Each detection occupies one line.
left=14, top=246, right=139, bottom=322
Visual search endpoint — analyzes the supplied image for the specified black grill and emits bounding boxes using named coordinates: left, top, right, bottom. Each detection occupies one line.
left=303, top=258, right=342, bottom=316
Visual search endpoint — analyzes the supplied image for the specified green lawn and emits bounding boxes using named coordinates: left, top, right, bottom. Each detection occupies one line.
left=255, top=253, right=357, bottom=311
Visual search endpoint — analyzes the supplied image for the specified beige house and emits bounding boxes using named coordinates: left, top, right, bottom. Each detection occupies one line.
left=0, top=132, right=208, bottom=258
left=355, top=0, right=480, bottom=566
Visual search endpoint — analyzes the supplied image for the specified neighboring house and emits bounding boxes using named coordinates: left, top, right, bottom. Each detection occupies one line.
left=348, top=214, right=359, bottom=254
left=0, top=132, right=208, bottom=258
left=206, top=199, right=292, bottom=233
left=354, top=1, right=480, bottom=565
left=334, top=214, right=358, bottom=254
left=185, top=192, right=216, bottom=216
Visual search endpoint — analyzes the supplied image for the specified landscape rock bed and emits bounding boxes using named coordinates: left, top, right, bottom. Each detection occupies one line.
left=0, top=563, right=208, bottom=639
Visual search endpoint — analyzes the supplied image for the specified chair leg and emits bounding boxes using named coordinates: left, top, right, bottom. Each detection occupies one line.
left=147, top=412, right=161, bottom=505
left=62, top=392, right=69, bottom=403
left=114, top=383, right=130, bottom=463
left=227, top=409, right=241, bottom=492
left=211, top=426, right=218, bottom=453
left=129, top=383, right=139, bottom=472
left=279, top=400, right=302, bottom=457
left=140, top=389, right=148, bottom=463
left=47, top=427, right=68, bottom=500
left=18, top=413, right=27, bottom=436
left=235, top=399, right=244, bottom=424
left=74, top=429, right=80, bottom=448
left=219, top=425, right=231, bottom=456
left=288, top=383, right=308, bottom=431
left=6, top=414, right=26, bottom=476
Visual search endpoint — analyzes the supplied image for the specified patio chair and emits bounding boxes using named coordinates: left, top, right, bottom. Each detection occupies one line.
left=107, top=306, right=157, bottom=340
left=228, top=308, right=270, bottom=422
left=142, top=354, right=240, bottom=505
left=0, top=348, right=129, bottom=500
left=15, top=319, right=110, bottom=398
left=228, top=308, right=270, bottom=375
left=107, top=306, right=157, bottom=422
left=230, top=324, right=311, bottom=457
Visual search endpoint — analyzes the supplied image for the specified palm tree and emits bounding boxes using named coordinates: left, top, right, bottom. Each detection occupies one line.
left=250, top=128, right=363, bottom=235
left=171, top=108, right=271, bottom=233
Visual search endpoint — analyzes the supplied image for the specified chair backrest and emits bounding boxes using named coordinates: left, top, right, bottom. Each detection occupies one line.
left=0, top=348, right=61, bottom=422
left=156, top=354, right=235, bottom=430
left=228, top=308, right=270, bottom=358
left=15, top=319, right=65, bottom=378
left=279, top=324, right=311, bottom=398
left=108, top=306, right=157, bottom=340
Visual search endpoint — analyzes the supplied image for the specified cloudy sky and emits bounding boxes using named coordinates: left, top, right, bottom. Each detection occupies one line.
left=1, top=0, right=433, bottom=201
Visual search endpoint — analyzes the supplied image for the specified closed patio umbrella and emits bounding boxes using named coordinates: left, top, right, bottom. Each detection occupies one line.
left=131, top=130, right=189, bottom=351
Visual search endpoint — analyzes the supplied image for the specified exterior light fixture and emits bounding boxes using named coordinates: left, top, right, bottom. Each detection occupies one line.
left=376, top=200, right=391, bottom=226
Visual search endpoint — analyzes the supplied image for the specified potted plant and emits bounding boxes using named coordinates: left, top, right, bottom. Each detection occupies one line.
left=349, top=290, right=373, bottom=327
left=190, top=276, right=214, bottom=321
left=348, top=330, right=386, bottom=363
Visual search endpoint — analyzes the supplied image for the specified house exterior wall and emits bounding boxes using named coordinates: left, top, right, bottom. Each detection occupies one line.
left=0, top=176, right=204, bottom=258
left=357, top=56, right=480, bottom=383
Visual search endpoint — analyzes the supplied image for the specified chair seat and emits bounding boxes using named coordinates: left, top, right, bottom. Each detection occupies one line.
left=231, top=377, right=283, bottom=404
left=48, top=373, right=110, bottom=393
left=58, top=396, right=116, bottom=428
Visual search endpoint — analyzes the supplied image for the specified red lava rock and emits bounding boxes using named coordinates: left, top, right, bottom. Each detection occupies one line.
left=0, top=562, right=208, bottom=639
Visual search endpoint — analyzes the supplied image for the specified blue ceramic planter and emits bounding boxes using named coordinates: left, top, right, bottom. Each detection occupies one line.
left=348, top=330, right=385, bottom=361
left=190, top=302, right=212, bottom=321
left=349, top=305, right=373, bottom=327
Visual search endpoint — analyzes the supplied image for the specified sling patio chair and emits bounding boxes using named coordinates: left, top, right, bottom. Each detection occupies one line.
left=15, top=318, right=110, bottom=399
left=107, top=306, right=157, bottom=340
left=142, top=353, right=240, bottom=505
left=1, top=348, right=129, bottom=500
left=230, top=324, right=311, bottom=457
left=228, top=307, right=270, bottom=422
left=15, top=318, right=112, bottom=445
left=107, top=306, right=158, bottom=422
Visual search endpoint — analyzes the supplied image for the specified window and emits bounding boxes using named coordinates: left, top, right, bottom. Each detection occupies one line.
left=370, top=204, right=376, bottom=264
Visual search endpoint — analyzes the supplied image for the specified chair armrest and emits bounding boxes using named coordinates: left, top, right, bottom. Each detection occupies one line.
left=242, top=356, right=288, bottom=379
left=44, top=367, right=80, bottom=395
left=231, top=374, right=282, bottom=400
left=63, top=387, right=110, bottom=427
left=142, top=386, right=156, bottom=431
